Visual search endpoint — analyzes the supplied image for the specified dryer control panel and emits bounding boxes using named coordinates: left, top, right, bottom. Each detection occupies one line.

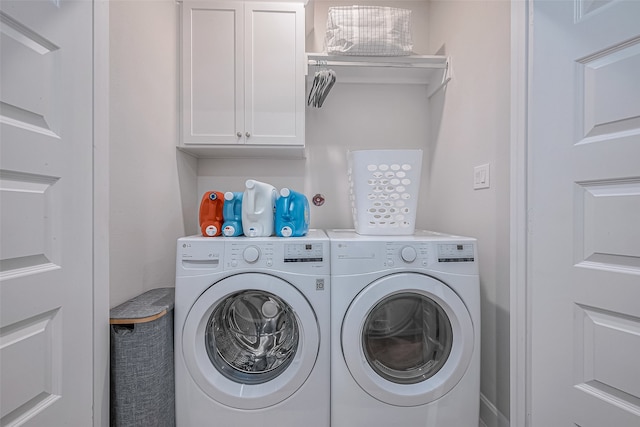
left=384, top=243, right=430, bottom=267
left=331, top=237, right=478, bottom=276
left=437, top=243, right=475, bottom=263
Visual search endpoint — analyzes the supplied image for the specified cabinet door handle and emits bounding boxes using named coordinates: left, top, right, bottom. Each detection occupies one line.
left=236, top=132, right=242, bottom=138
left=245, top=132, right=251, bottom=138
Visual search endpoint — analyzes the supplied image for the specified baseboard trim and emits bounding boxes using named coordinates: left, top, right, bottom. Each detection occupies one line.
left=480, top=393, right=510, bottom=427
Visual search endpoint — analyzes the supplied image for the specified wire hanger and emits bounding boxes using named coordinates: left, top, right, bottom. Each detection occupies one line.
left=307, top=60, right=336, bottom=108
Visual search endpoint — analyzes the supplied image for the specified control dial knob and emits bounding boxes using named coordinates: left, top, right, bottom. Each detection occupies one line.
left=400, top=246, right=417, bottom=263
left=243, top=246, right=260, bottom=263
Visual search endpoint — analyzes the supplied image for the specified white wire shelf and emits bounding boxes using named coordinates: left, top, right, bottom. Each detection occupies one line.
left=307, top=53, right=448, bottom=68
left=306, top=53, right=451, bottom=96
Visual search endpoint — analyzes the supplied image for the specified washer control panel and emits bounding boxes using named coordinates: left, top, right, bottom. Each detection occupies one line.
left=225, top=238, right=329, bottom=273
left=177, top=231, right=330, bottom=275
left=284, top=242, right=324, bottom=263
left=228, top=242, right=274, bottom=268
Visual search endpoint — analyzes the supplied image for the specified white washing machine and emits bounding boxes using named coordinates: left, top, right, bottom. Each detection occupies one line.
left=327, top=229, right=480, bottom=426
left=174, top=230, right=330, bottom=426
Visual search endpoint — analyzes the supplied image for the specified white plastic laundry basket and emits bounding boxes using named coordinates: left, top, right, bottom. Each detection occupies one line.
left=348, top=149, right=423, bottom=235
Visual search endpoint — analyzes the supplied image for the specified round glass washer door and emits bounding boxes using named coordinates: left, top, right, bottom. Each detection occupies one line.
left=182, top=273, right=319, bottom=410
left=342, top=273, right=474, bottom=407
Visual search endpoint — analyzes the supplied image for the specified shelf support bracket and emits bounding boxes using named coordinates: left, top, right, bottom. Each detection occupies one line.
left=427, top=56, right=452, bottom=99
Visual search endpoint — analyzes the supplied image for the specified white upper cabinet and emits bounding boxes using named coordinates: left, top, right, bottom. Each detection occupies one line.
left=180, top=1, right=305, bottom=157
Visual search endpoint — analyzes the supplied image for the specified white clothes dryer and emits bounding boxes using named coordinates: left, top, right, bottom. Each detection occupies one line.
left=174, top=230, right=330, bottom=426
left=327, top=230, right=480, bottom=427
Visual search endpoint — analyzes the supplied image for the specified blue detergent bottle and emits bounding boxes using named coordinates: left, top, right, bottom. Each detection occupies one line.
left=275, top=188, right=310, bottom=237
left=222, top=191, right=243, bottom=236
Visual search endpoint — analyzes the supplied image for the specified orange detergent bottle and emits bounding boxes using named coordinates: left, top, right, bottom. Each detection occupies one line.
left=199, top=191, right=225, bottom=237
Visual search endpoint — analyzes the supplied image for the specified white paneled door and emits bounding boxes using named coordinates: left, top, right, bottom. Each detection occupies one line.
left=529, top=0, right=640, bottom=425
left=0, top=0, right=94, bottom=425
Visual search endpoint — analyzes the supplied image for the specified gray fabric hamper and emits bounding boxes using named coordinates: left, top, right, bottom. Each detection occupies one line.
left=110, top=287, right=175, bottom=427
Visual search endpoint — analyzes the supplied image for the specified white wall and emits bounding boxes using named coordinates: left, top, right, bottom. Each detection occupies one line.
left=427, top=1, right=511, bottom=424
left=198, top=83, right=431, bottom=230
left=109, top=0, right=195, bottom=308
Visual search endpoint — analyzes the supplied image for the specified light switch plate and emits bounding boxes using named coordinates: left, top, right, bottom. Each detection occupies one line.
left=473, top=164, right=490, bottom=190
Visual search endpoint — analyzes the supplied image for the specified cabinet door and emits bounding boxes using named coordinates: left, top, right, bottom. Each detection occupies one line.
left=244, top=2, right=304, bottom=146
left=181, top=1, right=244, bottom=145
